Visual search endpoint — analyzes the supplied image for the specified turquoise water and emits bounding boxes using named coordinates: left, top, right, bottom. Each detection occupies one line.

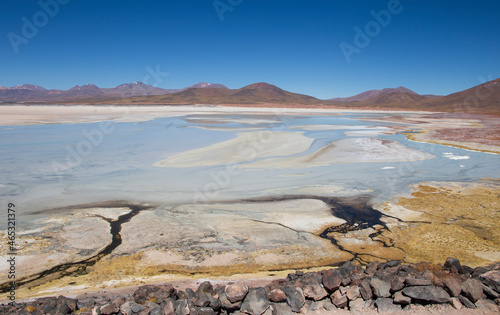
left=1, top=112, right=499, bottom=216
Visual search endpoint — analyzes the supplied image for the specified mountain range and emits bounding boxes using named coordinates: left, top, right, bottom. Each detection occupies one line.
left=1, top=79, right=499, bottom=113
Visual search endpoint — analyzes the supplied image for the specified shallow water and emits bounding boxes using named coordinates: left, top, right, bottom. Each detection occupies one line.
left=1, top=112, right=499, bottom=223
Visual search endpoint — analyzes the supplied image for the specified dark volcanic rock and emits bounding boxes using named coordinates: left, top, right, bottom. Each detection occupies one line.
left=225, top=281, right=249, bottom=303
left=359, top=278, right=373, bottom=300
left=375, top=297, right=402, bottom=313
left=393, top=291, right=411, bottom=305
left=271, top=302, right=294, bottom=315
left=402, top=286, right=451, bottom=304
left=481, top=283, right=500, bottom=299
left=322, top=269, right=342, bottom=292
left=297, top=273, right=328, bottom=301
left=283, top=286, right=305, bottom=312
left=133, top=284, right=175, bottom=304
left=442, top=276, right=462, bottom=297
left=240, top=287, right=270, bottom=315
left=390, top=276, right=405, bottom=292
left=194, top=293, right=212, bottom=307
left=405, top=277, right=432, bottom=286
left=121, top=301, right=146, bottom=315
left=365, top=261, right=379, bottom=276
left=339, top=261, right=356, bottom=276
left=462, top=278, right=486, bottom=302
left=217, top=288, right=242, bottom=312
left=460, top=265, right=474, bottom=275
left=444, top=257, right=461, bottom=272
left=370, top=278, right=391, bottom=298
left=479, top=270, right=500, bottom=294
left=384, top=260, right=402, bottom=268
left=197, top=281, right=214, bottom=295
left=330, top=290, right=348, bottom=308
left=346, top=285, right=360, bottom=301
left=472, top=267, right=489, bottom=278
left=458, top=295, right=476, bottom=309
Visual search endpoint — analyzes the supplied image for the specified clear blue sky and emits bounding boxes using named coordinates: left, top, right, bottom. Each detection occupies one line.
left=1, top=0, right=499, bottom=99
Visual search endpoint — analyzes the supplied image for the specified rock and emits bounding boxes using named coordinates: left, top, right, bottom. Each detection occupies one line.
left=58, top=296, right=77, bottom=312
left=460, top=265, right=474, bottom=275
left=175, top=299, right=191, bottom=315
left=374, top=267, right=398, bottom=281
left=100, top=303, right=119, bottom=315
left=191, top=307, right=215, bottom=315
left=133, top=284, right=175, bottom=305
left=348, top=298, right=365, bottom=311
left=479, top=270, right=500, bottom=294
left=185, top=288, right=196, bottom=299
left=442, top=276, right=462, bottom=297
left=444, top=257, right=461, bottom=272
left=330, top=290, right=348, bottom=308
left=393, top=291, right=411, bottom=305
left=481, top=283, right=500, bottom=299
left=339, top=286, right=348, bottom=295
left=458, top=295, right=476, bottom=309
left=322, top=269, right=342, bottom=292
left=148, top=303, right=163, bottom=315
left=341, top=276, right=351, bottom=286
left=472, top=267, right=489, bottom=278
left=268, top=289, right=287, bottom=303
left=270, top=303, right=294, bottom=315
left=402, top=286, right=451, bottom=304
left=346, top=286, right=360, bottom=301
left=405, top=277, right=432, bottom=286
left=375, top=298, right=402, bottom=313
left=370, top=278, right=391, bottom=298
left=390, top=276, right=405, bottom=292
left=120, top=301, right=146, bottom=315
left=225, top=281, right=249, bottom=303
left=240, top=287, right=270, bottom=315
left=450, top=297, right=462, bottom=309
left=398, top=264, right=418, bottom=275
left=385, top=260, right=402, bottom=268
left=461, top=278, right=486, bottom=302
left=163, top=299, right=176, bottom=315
left=112, top=297, right=126, bottom=307
left=297, top=273, right=328, bottom=301
left=78, top=298, right=96, bottom=310
left=339, top=261, right=356, bottom=276
left=475, top=299, right=500, bottom=312
left=359, top=278, right=373, bottom=300
left=194, top=293, right=212, bottom=307
left=197, top=281, right=214, bottom=295
left=283, top=286, right=305, bottom=313
left=219, top=289, right=242, bottom=313
left=365, top=261, right=379, bottom=276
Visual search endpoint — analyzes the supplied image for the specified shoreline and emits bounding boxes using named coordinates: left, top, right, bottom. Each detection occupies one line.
left=2, top=104, right=498, bottom=156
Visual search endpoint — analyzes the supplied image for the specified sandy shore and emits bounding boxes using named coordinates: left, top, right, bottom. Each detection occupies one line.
left=0, top=105, right=430, bottom=126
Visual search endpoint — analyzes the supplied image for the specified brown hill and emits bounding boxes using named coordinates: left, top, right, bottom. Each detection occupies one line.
left=416, top=78, right=500, bottom=113
left=331, top=86, right=418, bottom=102
left=101, top=82, right=320, bottom=105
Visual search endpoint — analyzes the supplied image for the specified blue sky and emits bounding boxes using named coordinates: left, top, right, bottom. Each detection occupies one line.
left=1, top=0, right=499, bottom=99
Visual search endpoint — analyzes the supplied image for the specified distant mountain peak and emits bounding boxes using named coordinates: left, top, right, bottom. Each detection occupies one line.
left=188, top=82, right=228, bottom=89
left=12, top=84, right=47, bottom=91
left=241, top=82, right=281, bottom=90
left=331, top=86, right=418, bottom=102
